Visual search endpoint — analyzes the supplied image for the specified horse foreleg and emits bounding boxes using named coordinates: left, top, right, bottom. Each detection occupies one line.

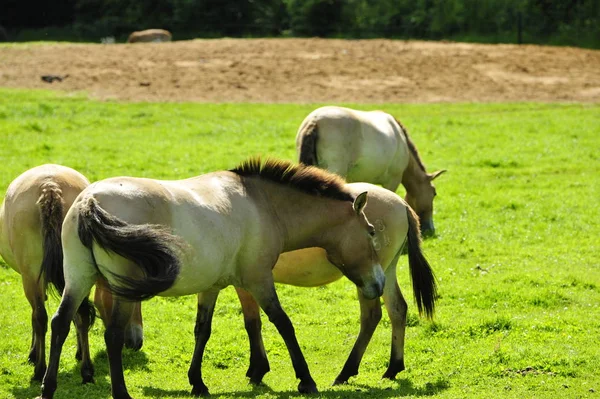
left=250, top=282, right=317, bottom=394
left=104, top=299, right=135, bottom=399
left=235, top=287, right=270, bottom=384
left=188, top=290, right=219, bottom=397
left=73, top=301, right=95, bottom=383
left=381, top=262, right=408, bottom=379
left=333, top=289, right=382, bottom=385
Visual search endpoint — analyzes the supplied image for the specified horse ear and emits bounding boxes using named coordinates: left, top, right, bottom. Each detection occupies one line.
left=429, top=170, right=447, bottom=181
left=353, top=191, right=368, bottom=214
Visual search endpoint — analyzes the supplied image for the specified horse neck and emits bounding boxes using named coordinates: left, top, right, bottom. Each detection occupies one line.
left=254, top=181, right=350, bottom=252
left=401, top=153, right=429, bottom=195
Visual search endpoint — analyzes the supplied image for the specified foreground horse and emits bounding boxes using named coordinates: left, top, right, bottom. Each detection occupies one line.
left=235, top=182, right=437, bottom=385
left=0, top=164, right=95, bottom=382
left=39, top=158, right=384, bottom=399
left=296, top=106, right=446, bottom=236
left=101, top=184, right=436, bottom=386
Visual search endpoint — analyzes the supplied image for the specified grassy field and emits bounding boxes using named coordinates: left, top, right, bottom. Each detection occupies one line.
left=0, top=89, right=599, bottom=399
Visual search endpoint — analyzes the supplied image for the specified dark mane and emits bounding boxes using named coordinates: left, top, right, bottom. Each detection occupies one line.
left=230, top=157, right=353, bottom=202
left=394, top=118, right=427, bottom=172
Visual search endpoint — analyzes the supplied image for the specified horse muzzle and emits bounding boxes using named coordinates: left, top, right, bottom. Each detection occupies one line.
left=360, top=265, right=385, bottom=300
left=420, top=219, right=435, bottom=238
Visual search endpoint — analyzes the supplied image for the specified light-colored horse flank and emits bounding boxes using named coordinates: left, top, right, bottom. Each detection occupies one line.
left=235, top=183, right=437, bottom=385
left=39, top=158, right=384, bottom=399
left=296, top=106, right=446, bottom=236
left=0, top=164, right=95, bottom=382
left=127, top=29, right=172, bottom=43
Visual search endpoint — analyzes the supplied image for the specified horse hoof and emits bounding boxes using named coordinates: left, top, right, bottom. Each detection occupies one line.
left=32, top=368, right=46, bottom=382
left=382, top=359, right=405, bottom=380
left=332, top=378, right=347, bottom=386
left=125, top=325, right=144, bottom=351
left=82, top=376, right=95, bottom=385
left=298, top=381, right=318, bottom=394
left=191, top=385, right=210, bottom=397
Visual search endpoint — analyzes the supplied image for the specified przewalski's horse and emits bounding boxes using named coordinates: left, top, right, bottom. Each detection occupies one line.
left=235, top=183, right=437, bottom=385
left=39, top=158, right=384, bottom=399
left=0, top=164, right=96, bottom=382
left=296, top=106, right=446, bottom=236
left=101, top=183, right=437, bottom=386
left=127, top=29, right=172, bottom=43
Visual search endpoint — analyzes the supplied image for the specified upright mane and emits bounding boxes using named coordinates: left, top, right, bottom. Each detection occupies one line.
left=394, top=118, right=427, bottom=172
left=230, top=157, right=353, bottom=202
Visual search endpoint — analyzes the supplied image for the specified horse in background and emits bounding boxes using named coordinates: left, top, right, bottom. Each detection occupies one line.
left=39, top=158, right=385, bottom=399
left=127, top=29, right=172, bottom=43
left=0, top=164, right=96, bottom=382
left=296, top=106, right=446, bottom=236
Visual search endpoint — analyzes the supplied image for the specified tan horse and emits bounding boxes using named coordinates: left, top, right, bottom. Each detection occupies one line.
left=0, top=164, right=96, bottom=382
left=39, top=158, right=384, bottom=399
left=235, top=183, right=437, bottom=385
left=105, top=183, right=436, bottom=386
left=296, top=106, right=446, bottom=236
left=127, top=29, right=172, bottom=43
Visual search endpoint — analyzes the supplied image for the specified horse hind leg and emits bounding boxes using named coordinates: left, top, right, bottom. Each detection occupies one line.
left=104, top=298, right=136, bottom=399
left=235, top=287, right=270, bottom=384
left=333, top=288, right=382, bottom=385
left=381, top=261, right=408, bottom=379
left=188, top=290, right=219, bottom=397
left=73, top=299, right=96, bottom=383
left=22, top=277, right=48, bottom=381
left=41, top=287, right=93, bottom=399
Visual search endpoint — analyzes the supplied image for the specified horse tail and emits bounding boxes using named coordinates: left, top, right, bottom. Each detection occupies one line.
left=298, top=120, right=319, bottom=166
left=77, top=196, right=182, bottom=302
left=38, top=182, right=97, bottom=328
left=406, top=205, right=437, bottom=319
left=37, top=181, right=66, bottom=296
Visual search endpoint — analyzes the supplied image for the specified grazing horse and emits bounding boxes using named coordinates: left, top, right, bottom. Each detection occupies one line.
left=0, top=164, right=96, bottom=382
left=39, top=158, right=384, bottom=399
left=296, top=106, right=446, bottom=236
left=235, top=183, right=437, bottom=385
left=127, top=29, right=172, bottom=43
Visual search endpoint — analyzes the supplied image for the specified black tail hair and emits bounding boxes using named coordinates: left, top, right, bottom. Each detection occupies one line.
left=37, top=182, right=66, bottom=296
left=298, top=121, right=319, bottom=166
left=406, top=206, right=437, bottom=319
left=38, top=183, right=96, bottom=328
left=77, top=196, right=182, bottom=302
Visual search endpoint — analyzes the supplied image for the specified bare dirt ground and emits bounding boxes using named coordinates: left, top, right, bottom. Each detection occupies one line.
left=1, top=38, right=599, bottom=103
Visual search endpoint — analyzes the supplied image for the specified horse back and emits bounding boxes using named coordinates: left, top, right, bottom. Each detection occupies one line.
left=0, top=164, right=88, bottom=276
left=300, top=107, right=408, bottom=183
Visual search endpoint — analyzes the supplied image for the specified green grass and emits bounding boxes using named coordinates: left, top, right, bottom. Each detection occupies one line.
left=0, top=88, right=599, bottom=398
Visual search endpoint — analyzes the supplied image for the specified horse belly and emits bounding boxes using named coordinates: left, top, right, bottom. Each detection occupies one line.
left=273, top=248, right=343, bottom=287
left=347, top=141, right=399, bottom=184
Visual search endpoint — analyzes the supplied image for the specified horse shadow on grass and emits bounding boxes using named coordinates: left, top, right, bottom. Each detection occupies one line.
left=10, top=347, right=149, bottom=399
left=143, top=377, right=450, bottom=398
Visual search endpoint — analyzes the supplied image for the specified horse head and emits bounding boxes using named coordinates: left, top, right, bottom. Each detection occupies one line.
left=324, top=191, right=385, bottom=299
left=404, top=170, right=446, bottom=237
